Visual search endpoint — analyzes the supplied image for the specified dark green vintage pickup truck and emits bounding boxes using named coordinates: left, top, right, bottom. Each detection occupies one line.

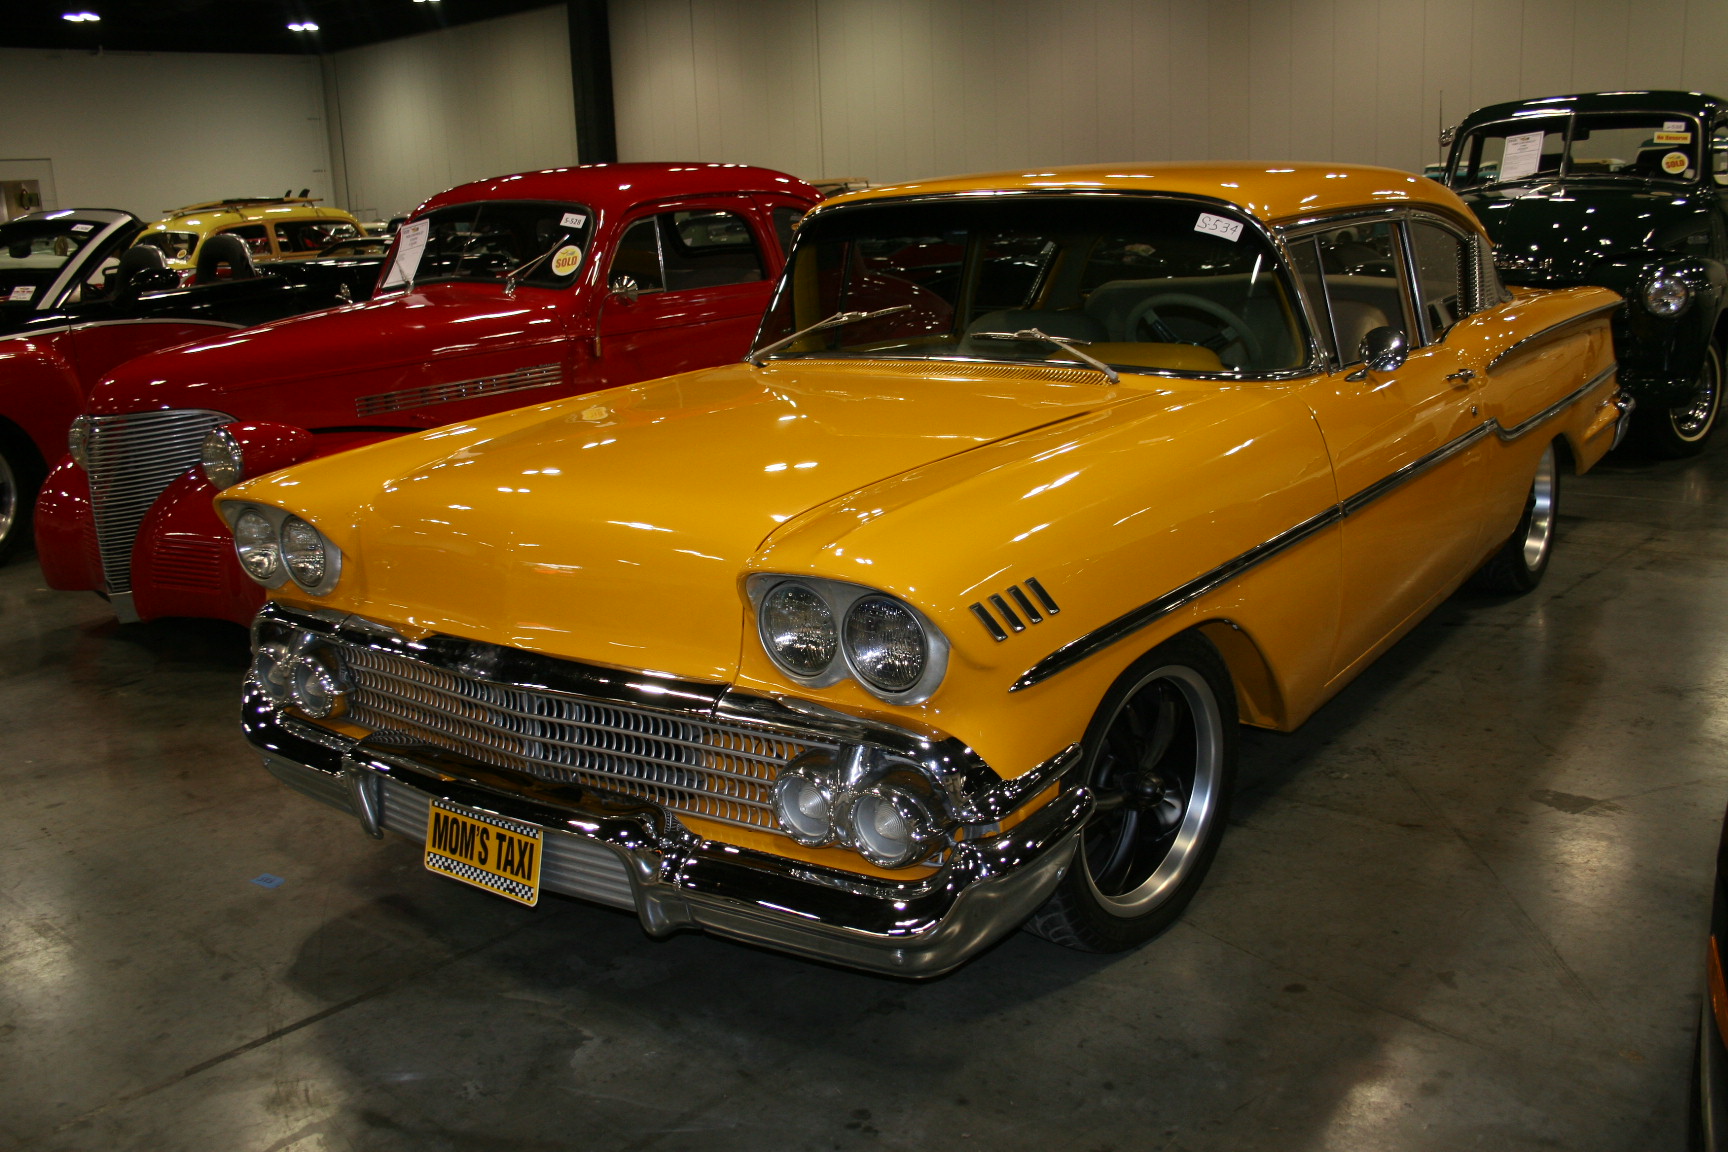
left=1446, top=90, right=1728, bottom=456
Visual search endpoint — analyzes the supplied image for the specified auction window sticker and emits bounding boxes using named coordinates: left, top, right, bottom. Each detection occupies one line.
left=1654, top=131, right=1693, bottom=145
left=7, top=286, right=33, bottom=302
left=1499, top=130, right=1549, bottom=181
left=1663, top=151, right=1691, bottom=175
left=1194, top=212, right=1244, bottom=242
left=380, top=218, right=430, bottom=292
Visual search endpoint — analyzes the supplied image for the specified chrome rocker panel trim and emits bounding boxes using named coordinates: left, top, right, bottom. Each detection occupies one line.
left=1013, top=362, right=1619, bottom=691
left=243, top=684, right=1089, bottom=977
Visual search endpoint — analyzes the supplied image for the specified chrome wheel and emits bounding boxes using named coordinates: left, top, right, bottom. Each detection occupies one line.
left=0, top=449, right=17, bottom=556
left=1520, top=444, right=1557, bottom=572
left=1081, top=663, right=1224, bottom=917
left=1671, top=347, right=1723, bottom=444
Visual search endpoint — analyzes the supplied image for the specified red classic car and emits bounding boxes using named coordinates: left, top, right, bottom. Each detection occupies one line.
left=0, top=208, right=376, bottom=562
left=35, top=162, right=819, bottom=623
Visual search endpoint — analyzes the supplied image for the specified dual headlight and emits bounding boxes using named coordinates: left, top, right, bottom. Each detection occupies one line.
left=224, top=502, right=341, bottom=596
left=773, top=752, right=942, bottom=868
left=251, top=631, right=349, bottom=718
left=1643, top=271, right=1693, bottom=317
left=752, top=576, right=948, bottom=703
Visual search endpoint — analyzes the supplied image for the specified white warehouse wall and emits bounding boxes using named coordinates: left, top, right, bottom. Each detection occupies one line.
left=610, top=0, right=1728, bottom=184
left=323, top=6, right=581, bottom=222
left=0, top=48, right=331, bottom=219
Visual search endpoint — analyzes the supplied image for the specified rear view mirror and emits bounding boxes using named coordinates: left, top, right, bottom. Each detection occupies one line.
left=1347, top=326, right=1409, bottom=380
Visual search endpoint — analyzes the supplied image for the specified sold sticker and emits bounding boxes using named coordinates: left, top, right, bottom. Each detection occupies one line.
left=1194, top=212, right=1244, bottom=242
left=550, top=245, right=583, bottom=277
left=1663, top=151, right=1690, bottom=175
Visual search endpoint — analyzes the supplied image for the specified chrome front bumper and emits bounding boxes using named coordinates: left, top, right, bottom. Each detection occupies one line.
left=243, top=686, right=1089, bottom=977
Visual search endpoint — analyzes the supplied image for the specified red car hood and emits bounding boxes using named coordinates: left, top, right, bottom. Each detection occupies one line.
left=87, top=282, right=573, bottom=420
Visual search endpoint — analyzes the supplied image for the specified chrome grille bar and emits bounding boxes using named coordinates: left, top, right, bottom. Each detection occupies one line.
left=84, top=409, right=233, bottom=596
left=354, top=362, right=562, bottom=417
left=338, top=643, right=836, bottom=834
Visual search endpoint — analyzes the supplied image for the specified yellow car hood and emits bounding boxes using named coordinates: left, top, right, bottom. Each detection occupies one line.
left=240, top=359, right=1128, bottom=682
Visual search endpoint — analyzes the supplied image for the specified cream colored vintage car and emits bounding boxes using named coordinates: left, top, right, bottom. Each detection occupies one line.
left=220, top=163, right=1626, bottom=975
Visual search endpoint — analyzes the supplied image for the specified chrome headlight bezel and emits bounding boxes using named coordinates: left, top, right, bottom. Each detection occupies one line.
left=841, top=783, right=941, bottom=869
left=67, top=415, right=91, bottom=469
left=1643, top=271, right=1692, bottom=317
left=221, top=501, right=342, bottom=596
left=200, top=427, right=245, bottom=488
left=747, top=574, right=948, bottom=704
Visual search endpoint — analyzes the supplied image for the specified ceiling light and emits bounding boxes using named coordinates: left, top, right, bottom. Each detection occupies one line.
left=287, top=20, right=319, bottom=31
left=62, top=11, right=100, bottom=21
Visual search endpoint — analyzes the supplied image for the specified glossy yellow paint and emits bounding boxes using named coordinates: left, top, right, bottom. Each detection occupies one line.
left=828, top=161, right=1455, bottom=228
left=140, top=197, right=363, bottom=269
left=225, top=163, right=1621, bottom=877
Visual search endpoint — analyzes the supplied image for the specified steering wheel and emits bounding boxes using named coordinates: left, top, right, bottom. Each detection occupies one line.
left=1125, top=293, right=1264, bottom=366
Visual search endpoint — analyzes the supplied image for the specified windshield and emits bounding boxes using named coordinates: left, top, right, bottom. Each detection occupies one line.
left=1451, top=112, right=1701, bottom=188
left=385, top=200, right=595, bottom=290
left=754, top=197, right=1306, bottom=376
left=0, top=218, right=106, bottom=306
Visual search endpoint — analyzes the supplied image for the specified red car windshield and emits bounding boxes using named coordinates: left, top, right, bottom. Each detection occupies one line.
left=384, top=200, right=594, bottom=291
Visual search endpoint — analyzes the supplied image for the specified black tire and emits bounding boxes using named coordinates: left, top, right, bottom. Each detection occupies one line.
left=1469, top=441, right=1560, bottom=595
left=0, top=432, right=43, bottom=565
left=1636, top=343, right=1722, bottom=458
left=1025, top=632, right=1239, bottom=952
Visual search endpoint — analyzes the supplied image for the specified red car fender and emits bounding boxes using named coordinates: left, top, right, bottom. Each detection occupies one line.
left=129, top=428, right=400, bottom=625
left=33, top=456, right=101, bottom=592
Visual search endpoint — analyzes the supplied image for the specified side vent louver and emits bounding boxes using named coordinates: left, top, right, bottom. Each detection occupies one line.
left=969, top=578, right=1059, bottom=641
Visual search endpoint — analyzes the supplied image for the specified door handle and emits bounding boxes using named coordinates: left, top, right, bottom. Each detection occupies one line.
left=1447, top=369, right=1477, bottom=388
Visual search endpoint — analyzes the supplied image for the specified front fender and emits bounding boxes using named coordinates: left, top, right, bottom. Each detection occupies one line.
left=1596, top=255, right=1722, bottom=402
left=34, top=456, right=101, bottom=592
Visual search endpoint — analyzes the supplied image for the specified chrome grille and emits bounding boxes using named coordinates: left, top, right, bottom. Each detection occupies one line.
left=339, top=643, right=835, bottom=834
left=355, top=362, right=562, bottom=417
left=85, top=409, right=232, bottom=595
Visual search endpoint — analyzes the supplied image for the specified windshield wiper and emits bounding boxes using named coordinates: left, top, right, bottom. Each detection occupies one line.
left=969, top=328, right=1120, bottom=383
left=746, top=305, right=912, bottom=366
left=502, top=235, right=568, bottom=296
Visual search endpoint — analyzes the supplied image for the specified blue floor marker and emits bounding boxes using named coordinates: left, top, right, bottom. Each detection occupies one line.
left=251, top=874, right=285, bottom=889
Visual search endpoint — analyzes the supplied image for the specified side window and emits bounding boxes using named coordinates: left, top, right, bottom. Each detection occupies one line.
left=610, top=217, right=664, bottom=292
left=1406, top=219, right=1469, bottom=340
left=219, top=225, right=271, bottom=256
left=1713, top=121, right=1728, bottom=186
left=1287, top=237, right=1336, bottom=363
left=1309, top=221, right=1410, bottom=365
left=771, top=206, right=804, bottom=256
left=659, top=209, right=765, bottom=290
left=274, top=220, right=359, bottom=253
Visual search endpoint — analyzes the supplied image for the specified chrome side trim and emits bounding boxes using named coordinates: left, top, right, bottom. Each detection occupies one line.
left=1012, top=361, right=1617, bottom=691
left=1486, top=302, right=1620, bottom=374
left=1496, top=363, right=1618, bottom=441
left=0, top=317, right=245, bottom=346
left=355, top=361, right=562, bottom=417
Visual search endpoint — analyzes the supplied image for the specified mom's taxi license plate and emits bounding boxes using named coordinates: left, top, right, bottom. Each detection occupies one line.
left=424, top=800, right=543, bottom=906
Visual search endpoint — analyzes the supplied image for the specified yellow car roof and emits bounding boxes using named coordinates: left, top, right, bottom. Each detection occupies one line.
left=146, top=200, right=359, bottom=235
left=824, top=162, right=1469, bottom=228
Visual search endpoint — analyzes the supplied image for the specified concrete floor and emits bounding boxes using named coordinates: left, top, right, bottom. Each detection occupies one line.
left=3, top=443, right=1726, bottom=1152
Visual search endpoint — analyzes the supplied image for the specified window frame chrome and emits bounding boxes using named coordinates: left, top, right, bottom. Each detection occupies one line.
left=764, top=188, right=1328, bottom=383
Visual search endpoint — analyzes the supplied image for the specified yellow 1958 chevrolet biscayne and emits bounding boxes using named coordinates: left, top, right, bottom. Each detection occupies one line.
left=216, top=162, right=1626, bottom=976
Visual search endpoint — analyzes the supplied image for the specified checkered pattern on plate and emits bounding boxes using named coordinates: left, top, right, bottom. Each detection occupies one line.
left=83, top=409, right=233, bottom=594
left=354, top=362, right=562, bottom=417
left=339, top=643, right=836, bottom=834
left=425, top=850, right=537, bottom=903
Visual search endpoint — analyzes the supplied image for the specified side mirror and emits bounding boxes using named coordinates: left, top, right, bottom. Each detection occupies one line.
left=1348, top=326, right=1408, bottom=379
left=607, top=274, right=639, bottom=304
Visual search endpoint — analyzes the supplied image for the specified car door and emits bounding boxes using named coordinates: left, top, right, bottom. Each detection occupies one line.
left=593, top=199, right=777, bottom=387
left=1290, top=215, right=1492, bottom=684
